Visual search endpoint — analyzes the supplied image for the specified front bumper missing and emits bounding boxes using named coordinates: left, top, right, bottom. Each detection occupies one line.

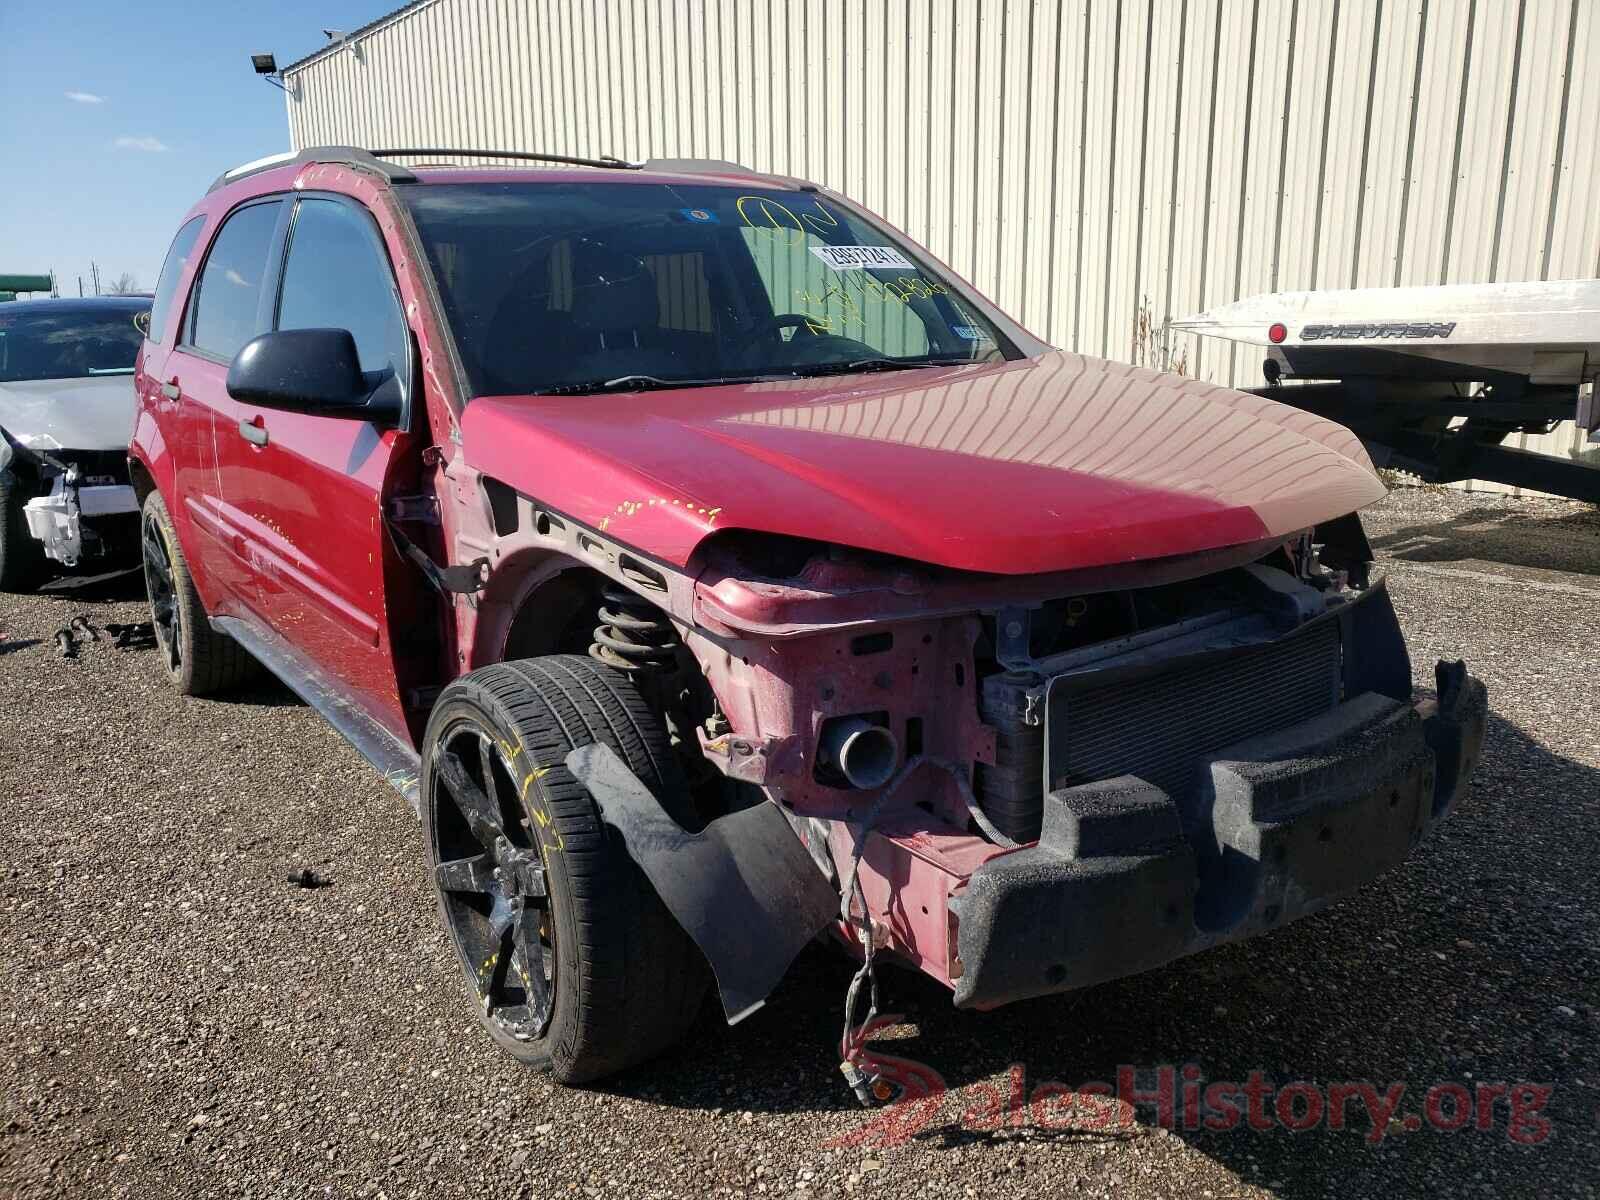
left=950, top=661, right=1487, bottom=1009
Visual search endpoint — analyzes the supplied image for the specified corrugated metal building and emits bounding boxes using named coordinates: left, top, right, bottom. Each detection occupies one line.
left=281, top=0, right=1600, bottom=491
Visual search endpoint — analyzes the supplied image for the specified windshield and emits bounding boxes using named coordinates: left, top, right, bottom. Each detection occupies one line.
left=0, top=306, right=148, bottom=383
left=401, top=181, right=1012, bottom=396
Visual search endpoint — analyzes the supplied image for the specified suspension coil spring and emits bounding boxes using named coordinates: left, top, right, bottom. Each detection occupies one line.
left=590, top=584, right=679, bottom=672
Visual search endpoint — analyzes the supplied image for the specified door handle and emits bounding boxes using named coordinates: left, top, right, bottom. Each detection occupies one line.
left=238, top=417, right=269, bottom=447
left=160, top=380, right=180, bottom=400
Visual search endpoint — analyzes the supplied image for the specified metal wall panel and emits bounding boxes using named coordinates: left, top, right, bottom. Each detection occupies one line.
left=285, top=0, right=1599, bottom=493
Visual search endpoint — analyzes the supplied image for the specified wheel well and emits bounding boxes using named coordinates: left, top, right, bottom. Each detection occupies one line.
left=127, top=457, right=156, bottom=507
left=500, top=567, right=606, bottom=662
left=490, top=561, right=740, bottom=823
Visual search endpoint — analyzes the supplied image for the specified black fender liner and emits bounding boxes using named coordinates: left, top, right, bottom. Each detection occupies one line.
left=565, top=742, right=839, bottom=1024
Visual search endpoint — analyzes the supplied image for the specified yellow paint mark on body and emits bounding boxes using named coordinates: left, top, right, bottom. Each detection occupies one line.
left=598, top=493, right=724, bottom=531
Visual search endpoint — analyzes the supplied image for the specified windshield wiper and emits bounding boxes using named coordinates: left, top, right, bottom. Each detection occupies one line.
left=536, top=373, right=764, bottom=396
left=534, top=359, right=972, bottom=396
left=788, top=356, right=974, bottom=378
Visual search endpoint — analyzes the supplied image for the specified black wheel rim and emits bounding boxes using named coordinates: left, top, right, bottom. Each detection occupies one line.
left=430, top=724, right=555, bottom=1042
left=141, top=513, right=181, bottom=674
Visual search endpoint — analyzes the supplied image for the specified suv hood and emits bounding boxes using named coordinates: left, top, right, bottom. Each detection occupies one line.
left=0, top=375, right=137, bottom=455
left=460, top=351, right=1385, bottom=576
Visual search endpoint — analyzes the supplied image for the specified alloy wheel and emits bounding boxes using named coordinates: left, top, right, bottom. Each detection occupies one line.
left=429, top=724, right=555, bottom=1041
left=141, top=512, right=181, bottom=674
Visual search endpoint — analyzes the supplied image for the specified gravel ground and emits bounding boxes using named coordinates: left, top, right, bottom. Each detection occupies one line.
left=3, top=486, right=1598, bottom=1199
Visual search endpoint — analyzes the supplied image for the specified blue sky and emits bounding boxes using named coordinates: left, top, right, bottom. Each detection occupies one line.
left=0, top=1, right=393, bottom=295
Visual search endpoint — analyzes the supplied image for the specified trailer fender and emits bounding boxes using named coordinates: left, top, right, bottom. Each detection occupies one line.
left=565, top=742, right=839, bottom=1024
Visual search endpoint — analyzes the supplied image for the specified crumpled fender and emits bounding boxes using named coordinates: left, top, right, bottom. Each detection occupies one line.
left=565, top=742, right=839, bottom=1024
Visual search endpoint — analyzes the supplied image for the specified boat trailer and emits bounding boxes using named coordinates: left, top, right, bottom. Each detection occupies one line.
left=1175, top=280, right=1600, bottom=503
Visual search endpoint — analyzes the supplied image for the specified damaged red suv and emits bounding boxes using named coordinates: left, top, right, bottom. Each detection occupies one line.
left=131, top=147, right=1486, bottom=1086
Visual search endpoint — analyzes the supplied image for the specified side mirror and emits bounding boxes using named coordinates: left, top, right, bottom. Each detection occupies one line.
left=226, top=328, right=400, bottom=424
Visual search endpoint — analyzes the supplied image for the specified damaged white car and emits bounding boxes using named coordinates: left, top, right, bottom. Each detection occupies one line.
left=0, top=296, right=149, bottom=591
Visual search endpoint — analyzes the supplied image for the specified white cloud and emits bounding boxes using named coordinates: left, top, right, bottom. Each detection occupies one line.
left=66, top=90, right=105, bottom=104
left=114, top=136, right=170, bottom=153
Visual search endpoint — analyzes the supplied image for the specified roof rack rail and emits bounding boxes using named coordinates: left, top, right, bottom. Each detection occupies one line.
left=207, top=145, right=417, bottom=194
left=371, top=148, right=645, bottom=170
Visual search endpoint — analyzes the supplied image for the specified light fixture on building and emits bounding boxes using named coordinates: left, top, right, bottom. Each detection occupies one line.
left=251, top=51, right=288, bottom=92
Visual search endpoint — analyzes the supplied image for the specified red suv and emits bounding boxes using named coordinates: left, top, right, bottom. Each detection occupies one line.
left=131, top=147, right=1486, bottom=1087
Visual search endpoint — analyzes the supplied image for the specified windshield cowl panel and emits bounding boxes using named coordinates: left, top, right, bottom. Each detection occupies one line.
left=527, top=357, right=983, bottom=396
left=402, top=181, right=1024, bottom=400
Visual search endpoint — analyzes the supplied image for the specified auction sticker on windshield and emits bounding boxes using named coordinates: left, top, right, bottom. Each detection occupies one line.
left=810, top=244, right=914, bottom=271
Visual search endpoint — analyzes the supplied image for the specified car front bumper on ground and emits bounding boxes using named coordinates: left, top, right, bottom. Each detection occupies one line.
left=950, top=661, right=1488, bottom=1008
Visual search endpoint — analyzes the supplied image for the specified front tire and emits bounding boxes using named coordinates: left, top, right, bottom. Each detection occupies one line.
left=422, top=655, right=707, bottom=1083
left=0, top=474, right=47, bottom=594
left=140, top=491, right=255, bottom=695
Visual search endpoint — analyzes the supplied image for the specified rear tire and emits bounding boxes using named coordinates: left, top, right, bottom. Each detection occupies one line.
left=141, top=490, right=256, bottom=695
left=422, top=654, right=707, bottom=1083
left=0, top=474, right=47, bottom=594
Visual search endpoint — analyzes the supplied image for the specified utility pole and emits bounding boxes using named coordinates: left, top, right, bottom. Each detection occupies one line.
left=77, top=275, right=84, bottom=297
left=89, top=261, right=101, bottom=296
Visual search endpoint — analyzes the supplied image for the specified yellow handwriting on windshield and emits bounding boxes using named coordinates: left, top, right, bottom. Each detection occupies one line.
left=736, top=195, right=807, bottom=244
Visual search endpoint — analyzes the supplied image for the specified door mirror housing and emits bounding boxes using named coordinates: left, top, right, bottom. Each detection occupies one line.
left=226, top=328, right=402, bottom=424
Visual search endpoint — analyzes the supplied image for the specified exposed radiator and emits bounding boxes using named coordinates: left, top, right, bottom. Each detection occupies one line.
left=1048, top=620, right=1342, bottom=799
left=977, top=618, right=1342, bottom=843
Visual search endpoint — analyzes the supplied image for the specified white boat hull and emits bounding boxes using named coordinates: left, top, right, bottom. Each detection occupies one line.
left=1173, top=279, right=1600, bottom=384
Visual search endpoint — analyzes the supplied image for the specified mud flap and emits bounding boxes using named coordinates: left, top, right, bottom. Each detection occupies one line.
left=565, top=742, right=840, bottom=1025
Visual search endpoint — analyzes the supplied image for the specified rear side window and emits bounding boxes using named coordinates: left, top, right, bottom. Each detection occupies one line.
left=146, top=216, right=205, bottom=346
left=276, top=198, right=407, bottom=377
left=187, top=200, right=282, bottom=361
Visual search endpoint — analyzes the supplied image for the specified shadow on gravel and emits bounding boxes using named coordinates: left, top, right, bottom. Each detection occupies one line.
left=227, top=676, right=306, bottom=709
left=1372, top=502, right=1600, bottom=577
left=622, top=708, right=1598, bottom=1195
left=37, top=565, right=146, bottom=602
left=911, top=1121, right=1140, bottom=1151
